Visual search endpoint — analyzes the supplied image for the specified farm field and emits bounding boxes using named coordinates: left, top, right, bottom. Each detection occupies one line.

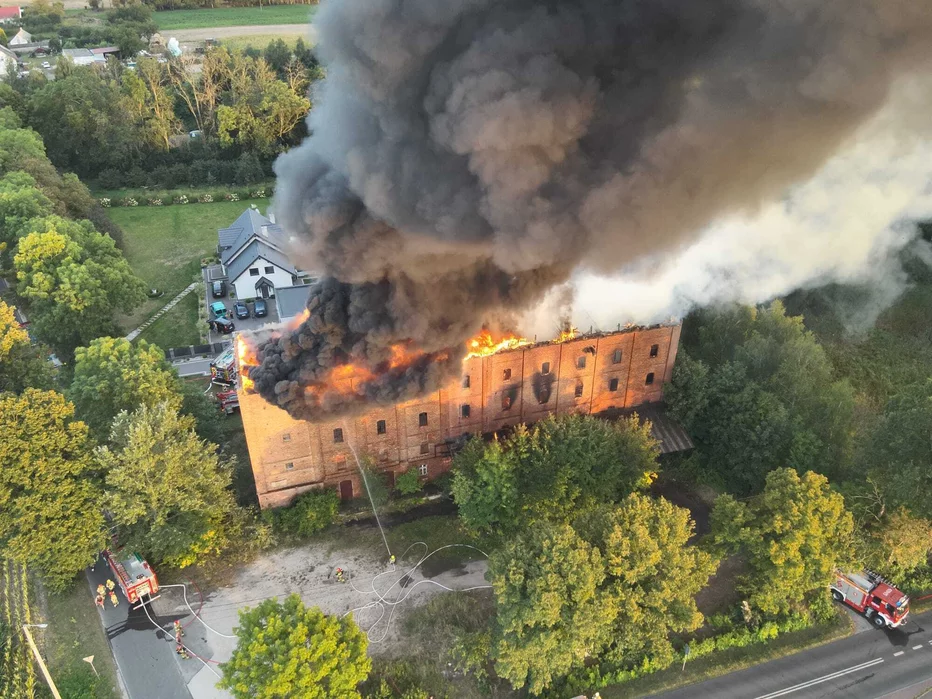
left=1, top=560, right=36, bottom=699
left=154, top=5, right=315, bottom=30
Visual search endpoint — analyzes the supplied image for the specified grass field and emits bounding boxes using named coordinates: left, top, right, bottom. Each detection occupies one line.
left=136, top=291, right=204, bottom=350
left=107, top=200, right=268, bottom=341
left=154, top=5, right=315, bottom=30
left=218, top=34, right=301, bottom=51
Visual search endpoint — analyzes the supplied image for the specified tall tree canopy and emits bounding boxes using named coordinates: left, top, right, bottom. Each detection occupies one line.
left=218, top=594, right=370, bottom=699
left=711, top=468, right=853, bottom=615
left=452, top=414, right=659, bottom=535
left=70, top=336, right=181, bottom=439
left=667, top=302, right=854, bottom=493
left=0, top=299, right=54, bottom=393
left=97, top=402, right=238, bottom=568
left=0, top=389, right=105, bottom=590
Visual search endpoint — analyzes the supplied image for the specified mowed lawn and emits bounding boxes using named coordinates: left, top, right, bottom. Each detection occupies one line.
left=154, top=5, right=315, bottom=30
left=107, top=200, right=263, bottom=337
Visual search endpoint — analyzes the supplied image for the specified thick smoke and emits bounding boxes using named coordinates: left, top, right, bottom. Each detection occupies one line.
left=253, top=0, right=932, bottom=420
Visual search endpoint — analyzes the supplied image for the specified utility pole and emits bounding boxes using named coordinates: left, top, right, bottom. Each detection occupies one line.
left=22, top=624, right=62, bottom=699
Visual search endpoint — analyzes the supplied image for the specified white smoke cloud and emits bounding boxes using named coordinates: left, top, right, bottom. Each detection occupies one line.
left=532, top=75, right=932, bottom=336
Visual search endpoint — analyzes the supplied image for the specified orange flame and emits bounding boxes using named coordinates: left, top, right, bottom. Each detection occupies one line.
left=287, top=308, right=310, bottom=331
left=465, top=330, right=531, bottom=359
left=236, top=335, right=258, bottom=391
left=553, top=326, right=578, bottom=344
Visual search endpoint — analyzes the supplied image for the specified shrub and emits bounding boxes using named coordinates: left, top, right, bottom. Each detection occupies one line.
left=226, top=193, right=240, bottom=202
left=174, top=194, right=189, bottom=205
left=198, top=194, right=213, bottom=204
left=99, top=197, right=111, bottom=207
left=124, top=197, right=138, bottom=207
left=395, top=469, right=423, bottom=496
left=147, top=198, right=163, bottom=206
left=270, top=489, right=339, bottom=537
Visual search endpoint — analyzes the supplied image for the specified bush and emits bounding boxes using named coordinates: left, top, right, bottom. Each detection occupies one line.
left=269, top=489, right=339, bottom=537
left=395, top=469, right=423, bottom=496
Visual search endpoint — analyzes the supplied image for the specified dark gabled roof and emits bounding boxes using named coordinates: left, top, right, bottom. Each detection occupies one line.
left=219, top=207, right=289, bottom=264
left=226, top=240, right=296, bottom=283
left=275, top=284, right=312, bottom=320
left=599, top=403, right=694, bottom=455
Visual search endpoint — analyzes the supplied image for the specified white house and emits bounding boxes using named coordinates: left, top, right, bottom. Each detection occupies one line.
left=8, top=26, right=29, bottom=45
left=62, top=48, right=99, bottom=66
left=0, top=44, right=16, bottom=75
left=0, top=7, right=22, bottom=24
left=218, top=207, right=300, bottom=300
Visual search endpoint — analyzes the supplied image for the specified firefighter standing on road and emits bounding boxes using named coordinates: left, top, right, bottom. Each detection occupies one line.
left=174, top=620, right=185, bottom=639
left=96, top=584, right=106, bottom=597
left=176, top=642, right=189, bottom=659
left=105, top=579, right=116, bottom=593
left=109, top=591, right=119, bottom=607
left=95, top=594, right=105, bottom=609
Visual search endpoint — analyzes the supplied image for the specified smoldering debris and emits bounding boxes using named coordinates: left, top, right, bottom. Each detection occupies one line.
left=252, top=0, right=932, bottom=419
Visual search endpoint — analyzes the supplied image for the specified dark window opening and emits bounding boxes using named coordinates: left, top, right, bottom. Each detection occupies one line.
left=420, top=442, right=429, bottom=455
left=264, top=266, right=274, bottom=274
left=333, top=428, right=343, bottom=443
left=461, top=404, right=471, bottom=419
left=650, top=344, right=659, bottom=358
left=282, top=433, right=291, bottom=442
left=577, top=355, right=586, bottom=369
left=609, top=378, right=619, bottom=392
left=575, top=382, right=584, bottom=398
left=418, top=412, right=428, bottom=427
left=376, top=419, right=386, bottom=435
left=612, top=348, right=622, bottom=364
left=249, top=268, right=259, bottom=276
left=542, top=361, right=550, bottom=375
left=503, top=368, right=512, bottom=381
left=285, top=462, right=294, bottom=470
left=462, top=374, right=470, bottom=389
left=645, top=372, right=655, bottom=385
left=502, top=394, right=512, bottom=411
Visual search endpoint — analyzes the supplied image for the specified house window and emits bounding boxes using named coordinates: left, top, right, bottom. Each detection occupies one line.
left=646, top=372, right=655, bottom=385
left=575, top=382, right=584, bottom=398
left=264, top=266, right=274, bottom=274
left=419, top=464, right=428, bottom=477
left=285, top=462, right=294, bottom=470
left=376, top=419, right=386, bottom=435
left=461, top=404, right=470, bottom=419
left=418, top=412, right=428, bottom=427
left=577, top=355, right=586, bottom=369
left=462, top=374, right=470, bottom=389
left=609, top=378, right=619, bottom=392
left=503, top=368, right=512, bottom=381
left=612, top=348, right=622, bottom=364
left=282, top=433, right=291, bottom=442
left=541, top=361, right=550, bottom=375
left=420, top=442, right=429, bottom=455
left=333, top=428, right=343, bottom=443
left=650, top=344, right=659, bottom=358
left=249, top=268, right=259, bottom=276
left=502, top=394, right=512, bottom=411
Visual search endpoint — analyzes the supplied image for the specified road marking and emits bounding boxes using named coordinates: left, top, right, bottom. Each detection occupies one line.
left=753, top=658, right=885, bottom=699
left=894, top=651, right=905, bottom=656
left=913, top=645, right=923, bottom=650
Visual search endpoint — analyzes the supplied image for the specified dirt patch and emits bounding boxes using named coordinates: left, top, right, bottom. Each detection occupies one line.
left=695, top=554, right=748, bottom=621
left=169, top=23, right=314, bottom=41
left=651, top=475, right=715, bottom=537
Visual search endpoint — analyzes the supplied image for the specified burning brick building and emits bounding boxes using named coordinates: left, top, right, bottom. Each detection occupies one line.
left=239, top=323, right=682, bottom=509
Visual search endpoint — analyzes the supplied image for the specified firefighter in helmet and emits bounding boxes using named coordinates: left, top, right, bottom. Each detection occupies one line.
left=335, top=567, right=345, bottom=583
left=176, top=642, right=188, bottom=659
left=174, top=620, right=185, bottom=639
left=95, top=593, right=105, bottom=609
left=96, top=583, right=106, bottom=597
left=105, top=579, right=116, bottom=592
left=109, top=590, right=119, bottom=607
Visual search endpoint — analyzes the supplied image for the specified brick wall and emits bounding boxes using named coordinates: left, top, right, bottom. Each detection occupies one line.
left=241, top=324, right=681, bottom=509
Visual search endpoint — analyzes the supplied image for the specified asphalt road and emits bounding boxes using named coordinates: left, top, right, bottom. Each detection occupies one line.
left=87, top=560, right=190, bottom=699
left=655, top=609, right=932, bottom=699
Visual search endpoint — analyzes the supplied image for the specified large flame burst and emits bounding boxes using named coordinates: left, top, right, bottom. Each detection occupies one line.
left=465, top=330, right=531, bottom=359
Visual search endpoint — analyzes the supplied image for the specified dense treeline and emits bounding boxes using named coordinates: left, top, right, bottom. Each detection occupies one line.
left=4, top=30, right=318, bottom=187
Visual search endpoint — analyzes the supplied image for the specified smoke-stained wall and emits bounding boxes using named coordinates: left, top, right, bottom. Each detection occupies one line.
left=254, top=0, right=932, bottom=421
left=242, top=324, right=679, bottom=508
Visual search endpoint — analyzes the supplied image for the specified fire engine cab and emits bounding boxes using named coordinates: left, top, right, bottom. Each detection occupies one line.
left=210, top=346, right=238, bottom=385
left=831, top=570, right=909, bottom=629
left=102, top=550, right=160, bottom=607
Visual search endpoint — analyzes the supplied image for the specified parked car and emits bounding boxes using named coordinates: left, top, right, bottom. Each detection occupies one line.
left=208, top=317, right=235, bottom=334
left=253, top=299, right=268, bottom=317
left=233, top=302, right=250, bottom=319
left=212, top=280, right=226, bottom=298
left=41, top=61, right=50, bottom=69
left=210, top=301, right=227, bottom=318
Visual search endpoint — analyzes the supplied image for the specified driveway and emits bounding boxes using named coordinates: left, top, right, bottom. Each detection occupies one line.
left=202, top=266, right=280, bottom=343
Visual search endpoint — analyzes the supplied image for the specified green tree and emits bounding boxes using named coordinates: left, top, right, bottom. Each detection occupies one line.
left=263, top=38, right=292, bottom=75
left=711, top=468, right=854, bottom=615
left=15, top=218, right=145, bottom=358
left=668, top=302, right=854, bottom=493
left=860, top=508, right=932, bottom=579
left=489, top=522, right=614, bottom=695
left=0, top=299, right=55, bottom=393
left=0, top=389, right=105, bottom=590
left=0, top=171, right=54, bottom=261
left=452, top=414, right=659, bottom=535
left=97, top=402, right=238, bottom=568
left=218, top=593, right=370, bottom=699
left=70, top=337, right=182, bottom=438
left=576, top=494, right=718, bottom=669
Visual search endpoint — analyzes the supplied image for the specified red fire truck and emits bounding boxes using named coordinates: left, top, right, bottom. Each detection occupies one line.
left=831, top=570, right=909, bottom=629
left=210, top=346, right=238, bottom=385
left=102, top=550, right=160, bottom=607
left=216, top=389, right=240, bottom=414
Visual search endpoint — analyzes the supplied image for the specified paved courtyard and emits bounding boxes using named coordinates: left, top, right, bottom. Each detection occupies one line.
left=202, top=265, right=281, bottom=343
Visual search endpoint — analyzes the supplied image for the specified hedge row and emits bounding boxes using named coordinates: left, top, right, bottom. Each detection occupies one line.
left=99, top=188, right=271, bottom=208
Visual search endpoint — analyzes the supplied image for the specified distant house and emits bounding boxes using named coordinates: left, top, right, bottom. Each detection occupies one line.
left=0, top=44, right=16, bottom=75
left=90, top=46, right=120, bottom=59
left=62, top=48, right=100, bottom=66
left=275, top=284, right=313, bottom=322
left=0, top=6, right=22, bottom=23
left=8, top=26, right=29, bottom=45
left=218, top=207, right=301, bottom=301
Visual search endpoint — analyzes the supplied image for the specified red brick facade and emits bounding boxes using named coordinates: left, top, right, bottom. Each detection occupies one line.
left=240, top=324, right=681, bottom=509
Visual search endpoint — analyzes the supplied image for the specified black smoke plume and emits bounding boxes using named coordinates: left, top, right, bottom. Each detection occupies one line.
left=252, top=0, right=932, bottom=420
